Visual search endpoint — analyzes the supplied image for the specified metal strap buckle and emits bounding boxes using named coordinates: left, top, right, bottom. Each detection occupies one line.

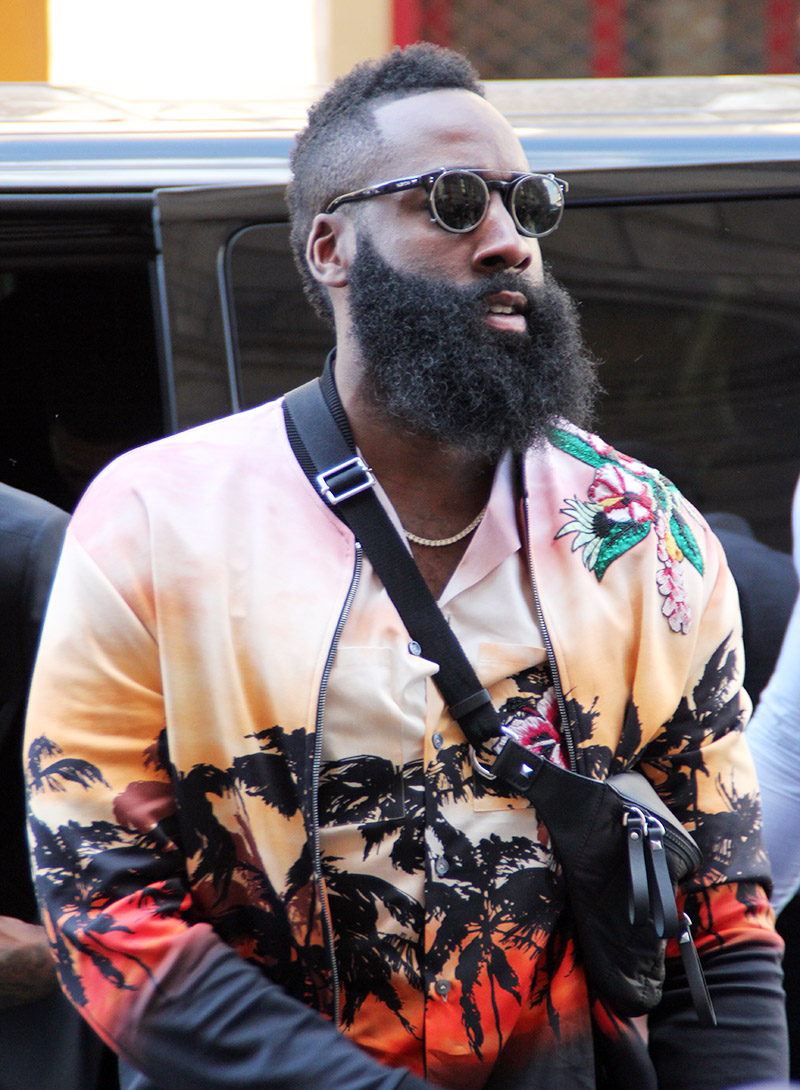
left=469, top=732, right=509, bottom=781
left=316, top=457, right=376, bottom=506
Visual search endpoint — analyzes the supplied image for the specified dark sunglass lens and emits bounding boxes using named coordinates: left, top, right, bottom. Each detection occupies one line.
left=432, top=171, right=488, bottom=232
left=512, top=175, right=564, bottom=237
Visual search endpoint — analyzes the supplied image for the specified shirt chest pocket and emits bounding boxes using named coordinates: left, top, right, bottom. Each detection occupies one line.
left=319, top=644, right=436, bottom=828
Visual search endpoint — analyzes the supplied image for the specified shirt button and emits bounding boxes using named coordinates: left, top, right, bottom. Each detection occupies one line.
left=435, top=979, right=451, bottom=998
left=435, top=856, right=449, bottom=877
left=432, top=732, right=444, bottom=750
left=408, top=640, right=422, bottom=656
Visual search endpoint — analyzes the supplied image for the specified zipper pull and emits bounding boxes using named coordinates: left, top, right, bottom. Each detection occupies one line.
left=624, top=807, right=650, bottom=925
left=644, top=816, right=680, bottom=938
left=678, top=912, right=717, bottom=1027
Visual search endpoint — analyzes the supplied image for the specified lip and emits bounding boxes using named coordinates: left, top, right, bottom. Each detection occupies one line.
left=483, top=290, right=528, bottom=332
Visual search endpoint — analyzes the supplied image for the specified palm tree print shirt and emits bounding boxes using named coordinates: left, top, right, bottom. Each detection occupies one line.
left=24, top=403, right=784, bottom=1090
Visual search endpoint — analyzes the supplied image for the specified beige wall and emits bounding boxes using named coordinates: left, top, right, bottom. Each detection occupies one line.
left=318, top=0, right=392, bottom=82
left=0, top=0, right=48, bottom=80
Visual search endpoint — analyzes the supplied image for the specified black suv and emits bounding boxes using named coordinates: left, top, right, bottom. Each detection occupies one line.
left=4, top=76, right=800, bottom=548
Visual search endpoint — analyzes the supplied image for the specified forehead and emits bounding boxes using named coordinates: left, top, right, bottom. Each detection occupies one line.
left=371, top=89, right=529, bottom=177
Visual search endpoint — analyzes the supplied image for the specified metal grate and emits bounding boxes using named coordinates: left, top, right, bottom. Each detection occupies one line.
left=395, top=0, right=800, bottom=78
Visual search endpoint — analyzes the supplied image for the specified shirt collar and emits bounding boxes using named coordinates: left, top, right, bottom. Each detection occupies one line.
left=439, top=451, right=522, bottom=606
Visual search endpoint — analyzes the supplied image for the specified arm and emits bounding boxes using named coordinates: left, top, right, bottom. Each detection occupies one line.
left=640, top=531, right=788, bottom=1087
left=747, top=476, right=800, bottom=913
left=0, top=492, right=68, bottom=1008
left=25, top=505, right=432, bottom=1090
left=0, top=917, right=58, bottom=1009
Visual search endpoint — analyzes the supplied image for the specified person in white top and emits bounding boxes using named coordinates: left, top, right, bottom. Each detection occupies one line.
left=748, top=475, right=800, bottom=913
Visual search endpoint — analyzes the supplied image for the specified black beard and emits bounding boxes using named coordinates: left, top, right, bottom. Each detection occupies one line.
left=346, top=234, right=601, bottom=461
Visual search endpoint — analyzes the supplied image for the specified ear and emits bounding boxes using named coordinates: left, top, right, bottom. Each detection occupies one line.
left=306, top=212, right=356, bottom=289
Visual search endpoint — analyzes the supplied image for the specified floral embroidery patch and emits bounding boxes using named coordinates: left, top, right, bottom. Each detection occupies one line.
left=551, top=426, right=703, bottom=634
left=498, top=665, right=569, bottom=769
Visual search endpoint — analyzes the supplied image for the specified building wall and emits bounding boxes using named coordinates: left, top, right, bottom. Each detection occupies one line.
left=0, top=0, right=48, bottom=80
left=4, top=2, right=796, bottom=92
left=318, top=0, right=392, bottom=82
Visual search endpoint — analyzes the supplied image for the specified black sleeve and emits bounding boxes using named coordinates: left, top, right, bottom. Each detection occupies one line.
left=648, top=941, right=789, bottom=1089
left=114, top=938, right=436, bottom=1090
left=21, top=504, right=69, bottom=670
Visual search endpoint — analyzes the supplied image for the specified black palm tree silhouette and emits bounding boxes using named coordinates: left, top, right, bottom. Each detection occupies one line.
left=322, top=858, right=423, bottom=1033
left=27, top=735, right=108, bottom=793
left=426, top=820, right=561, bottom=1059
left=27, top=811, right=167, bottom=1007
left=317, top=738, right=572, bottom=1055
left=27, top=725, right=318, bottom=1005
left=639, top=634, right=742, bottom=826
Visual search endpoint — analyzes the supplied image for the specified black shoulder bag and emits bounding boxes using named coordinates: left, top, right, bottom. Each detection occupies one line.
left=283, top=367, right=715, bottom=1027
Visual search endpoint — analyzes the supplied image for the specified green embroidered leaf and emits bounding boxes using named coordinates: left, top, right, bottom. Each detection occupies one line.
left=551, top=427, right=606, bottom=471
left=647, top=474, right=673, bottom=511
left=670, top=513, right=704, bottom=576
left=593, top=520, right=651, bottom=580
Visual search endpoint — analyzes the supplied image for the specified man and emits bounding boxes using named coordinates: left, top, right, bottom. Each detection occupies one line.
left=0, top=482, right=115, bottom=1089
left=24, top=45, right=787, bottom=1090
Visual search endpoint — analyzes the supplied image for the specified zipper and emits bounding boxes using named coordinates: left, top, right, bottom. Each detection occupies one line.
left=520, top=461, right=578, bottom=774
left=661, top=822, right=702, bottom=871
left=310, top=542, right=363, bottom=1026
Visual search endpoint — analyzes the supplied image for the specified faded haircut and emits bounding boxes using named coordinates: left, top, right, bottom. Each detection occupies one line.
left=287, top=43, right=483, bottom=323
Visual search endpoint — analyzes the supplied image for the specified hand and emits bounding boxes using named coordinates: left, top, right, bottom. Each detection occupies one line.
left=0, top=915, right=48, bottom=949
left=0, top=915, right=59, bottom=1009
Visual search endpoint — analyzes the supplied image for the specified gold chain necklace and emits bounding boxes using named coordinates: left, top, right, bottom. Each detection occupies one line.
left=405, top=504, right=488, bottom=548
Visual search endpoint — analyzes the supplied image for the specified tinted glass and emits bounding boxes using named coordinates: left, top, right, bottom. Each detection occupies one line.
left=544, top=196, right=800, bottom=552
left=225, top=224, right=333, bottom=410
left=433, top=172, right=488, bottom=231
left=512, top=175, right=563, bottom=237
left=1, top=262, right=164, bottom=510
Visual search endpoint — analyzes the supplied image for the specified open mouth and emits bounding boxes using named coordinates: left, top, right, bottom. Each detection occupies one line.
left=484, top=290, right=528, bottom=331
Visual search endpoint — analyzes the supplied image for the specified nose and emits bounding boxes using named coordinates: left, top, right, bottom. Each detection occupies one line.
left=471, top=190, right=538, bottom=273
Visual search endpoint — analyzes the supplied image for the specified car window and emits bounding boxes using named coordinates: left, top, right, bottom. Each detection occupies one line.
left=224, top=223, right=334, bottom=409
left=0, top=261, right=165, bottom=511
left=543, top=196, right=800, bottom=551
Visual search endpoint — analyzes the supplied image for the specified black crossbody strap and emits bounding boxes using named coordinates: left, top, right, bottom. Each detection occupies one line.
left=283, top=370, right=501, bottom=751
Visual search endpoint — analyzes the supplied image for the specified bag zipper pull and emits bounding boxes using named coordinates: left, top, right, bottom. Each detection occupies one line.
left=678, top=912, right=717, bottom=1027
left=623, top=807, right=650, bottom=925
left=644, top=816, right=681, bottom=938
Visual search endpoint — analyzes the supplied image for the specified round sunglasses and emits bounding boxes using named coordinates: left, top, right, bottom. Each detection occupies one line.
left=324, top=167, right=568, bottom=238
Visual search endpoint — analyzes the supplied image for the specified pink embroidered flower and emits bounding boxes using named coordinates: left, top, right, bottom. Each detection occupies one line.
left=588, top=464, right=656, bottom=525
left=552, top=426, right=701, bottom=636
left=503, top=690, right=568, bottom=768
left=656, top=561, right=692, bottom=633
left=582, top=432, right=615, bottom=459
left=615, top=451, right=652, bottom=477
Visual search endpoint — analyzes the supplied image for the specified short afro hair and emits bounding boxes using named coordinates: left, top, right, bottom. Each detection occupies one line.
left=287, top=43, right=483, bottom=323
